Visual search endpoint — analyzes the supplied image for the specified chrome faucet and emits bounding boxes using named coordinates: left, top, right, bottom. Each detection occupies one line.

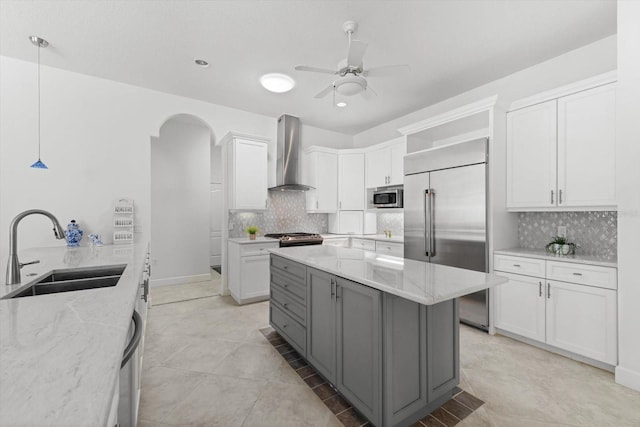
left=6, top=209, right=66, bottom=285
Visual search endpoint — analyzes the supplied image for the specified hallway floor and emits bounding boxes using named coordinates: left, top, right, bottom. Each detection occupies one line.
left=138, top=292, right=640, bottom=426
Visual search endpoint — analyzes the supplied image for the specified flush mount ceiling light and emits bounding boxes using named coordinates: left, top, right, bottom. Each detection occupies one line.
left=259, top=73, right=295, bottom=93
left=29, top=36, right=49, bottom=169
left=194, top=59, right=210, bottom=68
left=336, top=101, right=347, bottom=108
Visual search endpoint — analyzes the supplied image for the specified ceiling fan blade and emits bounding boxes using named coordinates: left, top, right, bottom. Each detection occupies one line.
left=347, top=40, right=368, bottom=67
left=295, top=65, right=338, bottom=75
left=363, top=64, right=410, bottom=77
left=361, top=85, right=377, bottom=100
left=314, top=84, right=334, bottom=99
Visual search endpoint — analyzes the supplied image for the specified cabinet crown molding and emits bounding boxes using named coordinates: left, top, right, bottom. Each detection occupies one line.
left=398, top=95, right=498, bottom=135
left=220, top=131, right=270, bottom=145
left=509, top=70, right=617, bottom=111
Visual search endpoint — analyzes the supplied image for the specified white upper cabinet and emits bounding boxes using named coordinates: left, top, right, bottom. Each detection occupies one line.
left=506, top=81, right=616, bottom=211
left=224, top=133, right=269, bottom=211
left=366, top=138, right=406, bottom=188
left=506, top=100, right=557, bottom=209
left=557, top=84, right=616, bottom=208
left=304, top=149, right=338, bottom=212
left=339, top=153, right=365, bottom=210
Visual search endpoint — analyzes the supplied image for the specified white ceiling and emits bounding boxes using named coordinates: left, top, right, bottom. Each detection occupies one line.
left=0, top=0, right=616, bottom=135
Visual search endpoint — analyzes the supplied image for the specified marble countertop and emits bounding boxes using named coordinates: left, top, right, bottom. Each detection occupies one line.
left=494, top=248, right=617, bottom=268
left=321, top=234, right=404, bottom=243
left=227, top=237, right=279, bottom=244
left=0, top=243, right=148, bottom=425
left=270, top=245, right=506, bottom=305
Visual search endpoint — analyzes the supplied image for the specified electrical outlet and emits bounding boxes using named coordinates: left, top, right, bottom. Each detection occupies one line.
left=557, top=226, right=567, bottom=237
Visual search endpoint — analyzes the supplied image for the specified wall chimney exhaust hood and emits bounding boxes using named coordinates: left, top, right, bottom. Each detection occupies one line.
left=269, top=114, right=313, bottom=191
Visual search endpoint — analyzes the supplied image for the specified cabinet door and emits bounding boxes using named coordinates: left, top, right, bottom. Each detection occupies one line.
left=317, top=152, right=339, bottom=211
left=493, top=272, right=546, bottom=342
left=557, top=84, right=616, bottom=208
left=366, top=146, right=389, bottom=188
left=506, top=100, right=557, bottom=209
left=546, top=280, right=617, bottom=364
left=389, top=141, right=406, bottom=186
left=306, top=268, right=336, bottom=383
left=339, top=153, right=365, bottom=210
left=375, top=241, right=404, bottom=257
left=233, top=139, right=268, bottom=210
left=336, top=277, right=382, bottom=426
left=239, top=255, right=271, bottom=299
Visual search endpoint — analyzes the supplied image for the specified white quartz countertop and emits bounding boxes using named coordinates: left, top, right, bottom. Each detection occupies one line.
left=0, top=243, right=148, bottom=426
left=227, top=237, right=279, bottom=244
left=494, top=248, right=617, bottom=268
left=269, top=245, right=506, bottom=305
left=321, top=233, right=404, bottom=243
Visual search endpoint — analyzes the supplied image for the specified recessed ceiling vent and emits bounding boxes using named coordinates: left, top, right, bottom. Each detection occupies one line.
left=268, top=114, right=312, bottom=192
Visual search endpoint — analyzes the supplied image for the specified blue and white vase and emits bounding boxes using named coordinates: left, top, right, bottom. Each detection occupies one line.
left=65, top=220, right=83, bottom=247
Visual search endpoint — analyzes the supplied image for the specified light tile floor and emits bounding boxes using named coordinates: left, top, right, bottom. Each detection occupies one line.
left=149, top=270, right=221, bottom=306
left=139, top=292, right=640, bottom=426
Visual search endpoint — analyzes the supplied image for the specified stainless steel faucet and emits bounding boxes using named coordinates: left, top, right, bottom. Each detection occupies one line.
left=6, top=209, right=66, bottom=285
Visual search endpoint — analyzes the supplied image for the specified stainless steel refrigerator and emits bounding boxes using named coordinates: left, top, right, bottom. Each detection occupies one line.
left=404, top=138, right=489, bottom=330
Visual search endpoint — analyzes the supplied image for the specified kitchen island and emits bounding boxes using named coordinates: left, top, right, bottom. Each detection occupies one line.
left=268, top=245, right=506, bottom=427
left=0, top=243, right=149, bottom=426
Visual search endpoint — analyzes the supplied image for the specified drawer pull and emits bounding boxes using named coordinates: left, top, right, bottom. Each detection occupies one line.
left=513, top=264, right=521, bottom=267
left=283, top=303, right=289, bottom=309
left=572, top=272, right=583, bottom=276
left=283, top=284, right=288, bottom=288
left=539, top=281, right=542, bottom=297
left=547, top=282, right=551, bottom=299
left=283, top=324, right=288, bottom=328
left=283, top=266, right=288, bottom=270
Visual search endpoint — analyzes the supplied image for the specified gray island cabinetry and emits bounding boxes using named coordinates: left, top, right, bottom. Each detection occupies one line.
left=267, top=245, right=504, bottom=427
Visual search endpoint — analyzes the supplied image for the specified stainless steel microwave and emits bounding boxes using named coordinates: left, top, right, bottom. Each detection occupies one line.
left=372, top=189, right=403, bottom=208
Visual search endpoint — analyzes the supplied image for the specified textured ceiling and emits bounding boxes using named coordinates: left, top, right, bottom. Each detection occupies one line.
left=0, top=0, right=616, bottom=135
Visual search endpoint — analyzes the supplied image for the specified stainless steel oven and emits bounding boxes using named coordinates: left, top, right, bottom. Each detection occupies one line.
left=372, top=189, right=403, bottom=208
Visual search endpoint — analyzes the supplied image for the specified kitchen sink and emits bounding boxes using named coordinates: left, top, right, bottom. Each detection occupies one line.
left=3, top=264, right=127, bottom=299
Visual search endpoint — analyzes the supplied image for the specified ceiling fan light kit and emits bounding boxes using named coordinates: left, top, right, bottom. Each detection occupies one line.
left=295, top=20, right=408, bottom=102
left=260, top=73, right=295, bottom=93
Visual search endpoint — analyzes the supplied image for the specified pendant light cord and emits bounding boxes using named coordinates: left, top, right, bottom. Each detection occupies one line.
left=37, top=42, right=41, bottom=160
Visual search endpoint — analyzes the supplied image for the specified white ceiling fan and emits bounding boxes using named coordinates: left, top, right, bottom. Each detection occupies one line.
left=295, top=20, right=409, bottom=101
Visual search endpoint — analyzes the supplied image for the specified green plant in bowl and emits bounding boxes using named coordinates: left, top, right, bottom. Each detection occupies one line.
left=545, top=235, right=576, bottom=255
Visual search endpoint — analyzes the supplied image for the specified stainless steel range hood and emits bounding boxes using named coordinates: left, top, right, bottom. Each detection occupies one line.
left=269, top=114, right=312, bottom=191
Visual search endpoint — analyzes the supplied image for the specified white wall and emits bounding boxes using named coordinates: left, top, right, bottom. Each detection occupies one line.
left=615, top=0, right=640, bottom=392
left=0, top=55, right=277, bottom=264
left=150, top=119, right=210, bottom=285
left=352, top=35, right=617, bottom=147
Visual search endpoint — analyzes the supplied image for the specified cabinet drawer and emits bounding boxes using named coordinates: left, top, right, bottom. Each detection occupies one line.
left=494, top=254, right=545, bottom=277
left=271, top=255, right=306, bottom=281
left=271, top=286, right=306, bottom=325
left=547, top=261, right=617, bottom=290
left=270, top=304, right=306, bottom=356
left=375, top=241, right=404, bottom=257
left=351, top=238, right=376, bottom=251
left=240, top=242, right=278, bottom=256
left=271, top=270, right=306, bottom=303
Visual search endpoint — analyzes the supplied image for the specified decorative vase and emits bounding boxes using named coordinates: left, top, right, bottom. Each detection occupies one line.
left=249, top=233, right=256, bottom=240
left=65, top=220, right=83, bottom=247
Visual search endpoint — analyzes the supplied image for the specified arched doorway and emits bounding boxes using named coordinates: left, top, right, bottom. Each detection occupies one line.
left=150, top=114, right=222, bottom=302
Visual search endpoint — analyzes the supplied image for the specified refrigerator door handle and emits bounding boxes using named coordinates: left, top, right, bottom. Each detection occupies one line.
left=424, top=189, right=430, bottom=256
left=429, top=189, right=435, bottom=257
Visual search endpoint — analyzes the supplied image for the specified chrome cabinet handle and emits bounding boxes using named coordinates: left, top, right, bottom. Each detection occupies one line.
left=316, top=201, right=319, bottom=209
left=283, top=303, right=289, bottom=309
left=551, top=190, right=554, bottom=204
left=330, top=278, right=335, bottom=298
left=547, top=282, right=551, bottom=299
left=539, top=281, right=542, bottom=297
left=559, top=189, right=563, bottom=204
left=573, top=272, right=582, bottom=276
left=513, top=264, right=521, bottom=267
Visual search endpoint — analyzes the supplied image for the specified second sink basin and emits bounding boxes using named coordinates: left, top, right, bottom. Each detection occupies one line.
left=3, top=264, right=127, bottom=299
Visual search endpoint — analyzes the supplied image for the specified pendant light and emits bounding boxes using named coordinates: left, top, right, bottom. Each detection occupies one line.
left=29, top=36, right=49, bottom=169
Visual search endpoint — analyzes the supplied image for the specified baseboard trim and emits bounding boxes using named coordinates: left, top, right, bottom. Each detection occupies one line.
left=150, top=273, right=211, bottom=288
left=615, top=366, right=640, bottom=392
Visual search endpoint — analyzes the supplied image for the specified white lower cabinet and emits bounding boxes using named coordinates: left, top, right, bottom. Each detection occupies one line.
left=494, top=254, right=617, bottom=366
left=375, top=241, right=404, bottom=257
left=228, top=240, right=279, bottom=304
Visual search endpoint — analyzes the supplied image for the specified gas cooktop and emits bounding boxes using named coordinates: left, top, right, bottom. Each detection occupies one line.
left=264, top=232, right=324, bottom=247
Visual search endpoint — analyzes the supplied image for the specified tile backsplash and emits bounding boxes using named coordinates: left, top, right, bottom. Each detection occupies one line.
left=376, top=212, right=404, bottom=237
left=229, top=191, right=327, bottom=237
left=518, top=211, right=617, bottom=259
